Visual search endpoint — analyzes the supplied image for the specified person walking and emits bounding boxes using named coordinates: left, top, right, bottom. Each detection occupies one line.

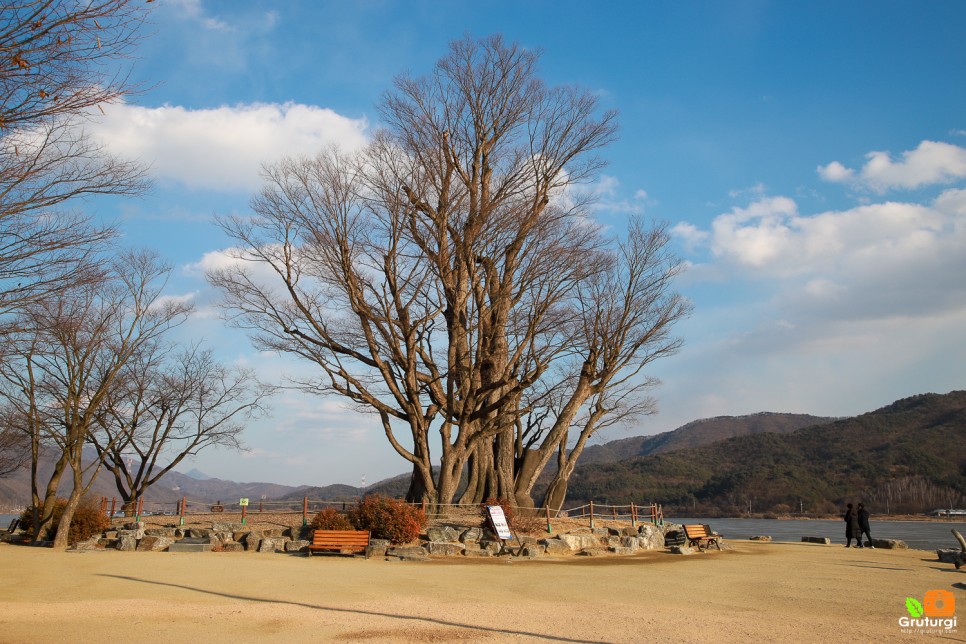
left=844, top=503, right=861, bottom=547
left=857, top=503, right=874, bottom=548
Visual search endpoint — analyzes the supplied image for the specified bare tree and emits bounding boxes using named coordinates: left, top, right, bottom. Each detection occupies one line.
left=0, top=249, right=191, bottom=548
left=0, top=0, right=150, bottom=314
left=90, top=343, right=270, bottom=507
left=0, top=407, right=30, bottom=477
left=210, top=35, right=688, bottom=509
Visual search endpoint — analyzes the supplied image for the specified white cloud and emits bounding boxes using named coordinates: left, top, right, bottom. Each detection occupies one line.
left=818, top=140, right=966, bottom=192
left=91, top=102, right=369, bottom=192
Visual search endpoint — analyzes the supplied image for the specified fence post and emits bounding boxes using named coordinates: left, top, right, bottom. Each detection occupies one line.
left=612, top=505, right=617, bottom=520
left=545, top=506, right=552, bottom=534
left=179, top=496, right=186, bottom=527
left=135, top=497, right=143, bottom=522
left=589, top=501, right=595, bottom=530
left=631, top=503, right=637, bottom=529
left=110, top=497, right=117, bottom=519
left=421, top=498, right=427, bottom=515
left=302, top=496, right=308, bottom=527
left=259, top=499, right=263, bottom=513
left=100, top=496, right=107, bottom=516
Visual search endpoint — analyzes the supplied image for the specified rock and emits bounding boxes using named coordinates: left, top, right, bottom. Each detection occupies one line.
left=750, top=536, right=772, bottom=542
left=669, top=545, right=695, bottom=555
left=137, top=535, right=174, bottom=552
left=387, top=546, right=428, bottom=561
left=520, top=546, right=541, bottom=558
left=144, top=528, right=177, bottom=538
left=620, top=526, right=639, bottom=537
left=425, top=526, right=460, bottom=543
left=285, top=539, right=309, bottom=553
left=937, top=549, right=962, bottom=563
left=460, top=527, right=483, bottom=544
left=424, top=541, right=465, bottom=556
left=103, top=531, right=119, bottom=539
left=558, top=534, right=601, bottom=550
left=287, top=525, right=311, bottom=541
left=619, top=536, right=641, bottom=551
left=462, top=548, right=494, bottom=557
left=116, top=535, right=137, bottom=551
left=212, top=522, right=245, bottom=532
left=478, top=540, right=501, bottom=554
left=609, top=546, right=636, bottom=555
left=72, top=537, right=101, bottom=552
left=367, top=539, right=390, bottom=557
left=576, top=548, right=604, bottom=556
left=872, top=539, right=908, bottom=549
left=257, top=538, right=281, bottom=552
left=222, top=542, right=245, bottom=552
left=539, top=538, right=571, bottom=555
left=801, top=536, right=831, bottom=544
left=638, top=524, right=665, bottom=550
left=592, top=528, right=610, bottom=538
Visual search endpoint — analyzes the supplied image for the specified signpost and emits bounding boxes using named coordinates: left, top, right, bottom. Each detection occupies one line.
left=485, top=505, right=516, bottom=550
left=240, top=498, right=249, bottom=524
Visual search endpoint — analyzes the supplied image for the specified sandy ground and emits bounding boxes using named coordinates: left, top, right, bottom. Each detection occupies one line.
left=1, top=540, right=964, bottom=643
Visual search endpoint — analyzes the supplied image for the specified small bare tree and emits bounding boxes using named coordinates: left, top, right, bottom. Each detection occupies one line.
left=0, top=249, right=191, bottom=548
left=90, top=343, right=271, bottom=507
left=0, top=0, right=150, bottom=314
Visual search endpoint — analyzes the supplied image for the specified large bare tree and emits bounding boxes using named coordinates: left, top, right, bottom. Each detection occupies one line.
left=0, top=249, right=191, bottom=548
left=90, top=343, right=270, bottom=507
left=0, top=0, right=150, bottom=315
left=210, top=35, right=689, bottom=509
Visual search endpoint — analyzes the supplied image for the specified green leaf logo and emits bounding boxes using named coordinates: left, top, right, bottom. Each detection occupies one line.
left=906, top=597, right=924, bottom=618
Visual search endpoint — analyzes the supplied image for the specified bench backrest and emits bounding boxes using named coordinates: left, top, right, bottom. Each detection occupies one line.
left=683, top=524, right=710, bottom=540
left=311, top=530, right=370, bottom=548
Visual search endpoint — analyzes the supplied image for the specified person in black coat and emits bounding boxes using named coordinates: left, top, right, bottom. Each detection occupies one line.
left=857, top=502, right=874, bottom=548
left=844, top=503, right=861, bottom=547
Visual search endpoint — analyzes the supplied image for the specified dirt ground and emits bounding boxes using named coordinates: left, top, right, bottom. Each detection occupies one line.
left=1, top=537, right=963, bottom=643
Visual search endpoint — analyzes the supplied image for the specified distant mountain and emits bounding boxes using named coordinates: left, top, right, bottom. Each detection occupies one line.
left=183, top=468, right=213, bottom=480
left=563, top=391, right=966, bottom=516
left=578, top=412, right=838, bottom=466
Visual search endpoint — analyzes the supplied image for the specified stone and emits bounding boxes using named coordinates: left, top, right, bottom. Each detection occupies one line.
left=424, top=542, right=465, bottom=556
left=462, top=548, right=493, bottom=557
left=103, top=531, right=119, bottom=539
left=168, top=541, right=212, bottom=553
left=750, top=535, right=772, bottom=541
left=937, top=549, right=962, bottom=563
left=212, top=522, right=245, bottom=532
left=387, top=546, right=428, bottom=561
left=222, top=542, right=245, bottom=552
left=368, top=539, right=390, bottom=557
left=426, top=526, right=461, bottom=543
left=619, top=536, right=641, bottom=551
left=189, top=528, right=213, bottom=540
left=539, top=538, right=571, bottom=555
left=669, top=545, right=695, bottom=555
left=478, top=540, right=501, bottom=554
left=620, top=526, right=639, bottom=537
left=609, top=546, right=636, bottom=555
left=285, top=539, right=309, bottom=553
left=801, top=536, right=831, bottom=544
left=116, top=535, right=137, bottom=551
left=592, top=528, right=610, bottom=538
left=638, top=524, right=665, bottom=550
left=558, top=533, right=601, bottom=550
left=460, top=527, right=483, bottom=544
left=257, top=538, right=280, bottom=552
left=72, top=537, right=102, bottom=552
left=872, top=539, right=908, bottom=549
left=520, top=546, right=541, bottom=558
left=137, top=535, right=174, bottom=552
left=144, top=528, right=177, bottom=538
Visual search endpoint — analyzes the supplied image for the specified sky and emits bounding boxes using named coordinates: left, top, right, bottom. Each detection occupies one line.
left=77, top=0, right=966, bottom=488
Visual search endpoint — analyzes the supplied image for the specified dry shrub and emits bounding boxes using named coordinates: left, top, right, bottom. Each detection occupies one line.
left=19, top=496, right=110, bottom=544
left=349, top=494, right=426, bottom=544
left=481, top=497, right=543, bottom=533
left=310, top=507, right=354, bottom=531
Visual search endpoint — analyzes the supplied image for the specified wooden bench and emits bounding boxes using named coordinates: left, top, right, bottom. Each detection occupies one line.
left=308, top=529, right=371, bottom=558
left=683, top=524, right=721, bottom=550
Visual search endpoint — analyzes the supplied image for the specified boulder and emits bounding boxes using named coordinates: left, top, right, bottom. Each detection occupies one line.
left=222, top=542, right=245, bottom=552
left=462, top=548, right=493, bottom=557
left=750, top=536, right=772, bottom=542
left=539, top=538, right=571, bottom=555
left=137, top=535, right=174, bottom=552
left=609, top=546, right=636, bottom=555
left=425, top=526, right=460, bottom=543
left=367, top=539, right=390, bottom=557
left=424, top=542, right=465, bottom=556
left=387, top=546, right=428, bottom=561
left=669, top=545, right=695, bottom=555
left=285, top=539, right=309, bottom=553
left=801, top=536, right=831, bottom=544
left=620, top=526, right=639, bottom=537
left=116, top=534, right=138, bottom=551
left=592, top=528, right=610, bottom=538
left=872, top=539, right=908, bottom=549
left=619, top=536, right=641, bottom=551
left=189, top=528, right=213, bottom=540
left=638, top=524, right=665, bottom=550
left=72, top=537, right=101, bottom=552
left=144, top=527, right=177, bottom=538
left=558, top=534, right=602, bottom=550
left=460, top=527, right=483, bottom=544
left=478, top=540, right=501, bottom=554
left=257, top=538, right=281, bottom=552
left=937, top=548, right=962, bottom=564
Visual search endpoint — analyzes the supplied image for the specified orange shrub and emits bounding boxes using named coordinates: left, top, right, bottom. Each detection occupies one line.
left=310, top=507, right=353, bottom=531
left=349, top=494, right=426, bottom=544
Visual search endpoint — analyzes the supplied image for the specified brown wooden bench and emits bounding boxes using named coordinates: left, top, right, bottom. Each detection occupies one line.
left=683, top=524, right=721, bottom=550
left=308, top=529, right=371, bottom=558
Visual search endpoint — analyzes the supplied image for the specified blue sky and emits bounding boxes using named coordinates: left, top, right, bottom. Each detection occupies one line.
left=82, top=0, right=966, bottom=487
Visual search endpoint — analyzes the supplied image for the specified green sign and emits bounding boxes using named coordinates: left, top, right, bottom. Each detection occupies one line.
left=239, top=498, right=249, bottom=506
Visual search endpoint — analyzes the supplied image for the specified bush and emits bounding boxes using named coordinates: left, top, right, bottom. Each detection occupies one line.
left=309, top=507, right=354, bottom=531
left=19, top=496, right=110, bottom=544
left=349, top=494, right=426, bottom=544
left=481, top=497, right=542, bottom=534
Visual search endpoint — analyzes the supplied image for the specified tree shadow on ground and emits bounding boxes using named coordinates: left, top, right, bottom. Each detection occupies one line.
left=98, top=574, right=599, bottom=643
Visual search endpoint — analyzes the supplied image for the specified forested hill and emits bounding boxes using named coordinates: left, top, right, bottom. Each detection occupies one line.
left=578, top=412, right=837, bottom=466
left=563, top=391, right=966, bottom=516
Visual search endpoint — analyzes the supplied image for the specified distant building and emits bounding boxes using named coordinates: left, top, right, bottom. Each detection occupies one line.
left=930, top=509, right=966, bottom=517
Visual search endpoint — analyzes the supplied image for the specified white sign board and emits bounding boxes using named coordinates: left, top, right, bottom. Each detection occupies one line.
left=486, top=505, right=513, bottom=540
